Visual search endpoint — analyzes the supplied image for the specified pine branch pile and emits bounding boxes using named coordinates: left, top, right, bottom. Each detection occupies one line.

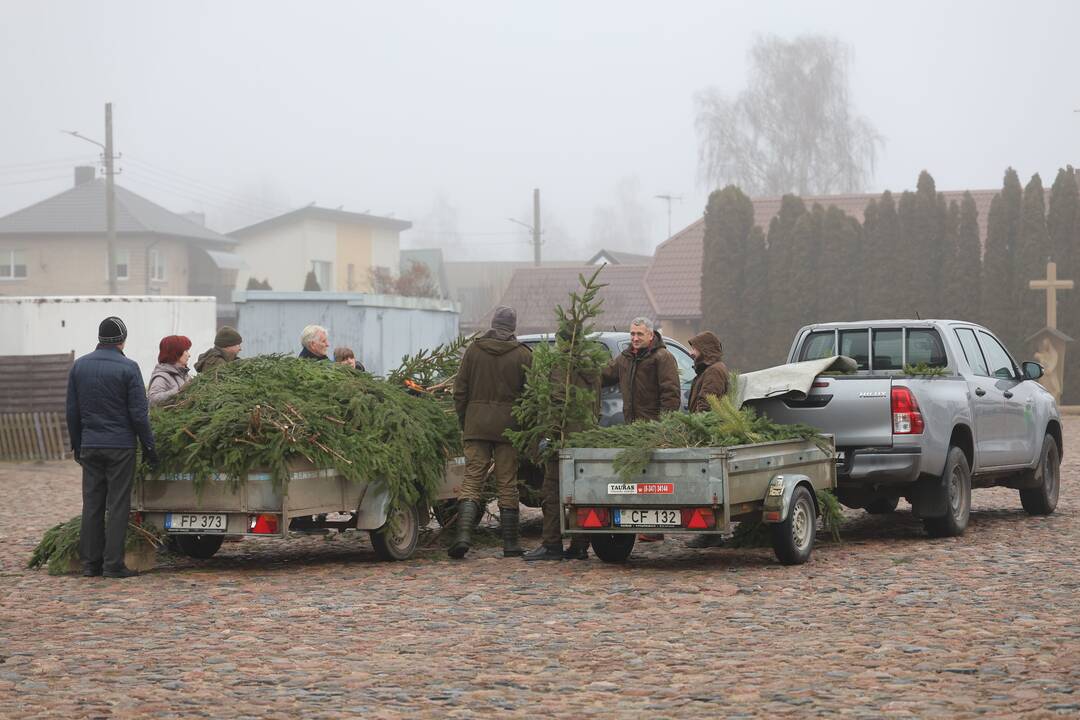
left=28, top=516, right=163, bottom=575
left=902, top=362, right=948, bottom=377
left=567, top=379, right=824, bottom=482
left=149, top=356, right=462, bottom=513
left=507, top=267, right=609, bottom=464
left=386, top=334, right=473, bottom=393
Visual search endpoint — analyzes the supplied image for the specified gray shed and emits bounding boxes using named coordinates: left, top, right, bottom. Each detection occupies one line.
left=233, top=291, right=460, bottom=375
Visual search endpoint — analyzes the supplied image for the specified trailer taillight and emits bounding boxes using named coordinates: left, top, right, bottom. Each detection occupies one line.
left=891, top=386, right=925, bottom=434
left=576, top=508, right=610, bottom=529
left=248, top=514, right=280, bottom=534
left=681, top=507, right=715, bottom=529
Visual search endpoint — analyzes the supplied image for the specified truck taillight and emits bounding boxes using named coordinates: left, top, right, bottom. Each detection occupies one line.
left=891, top=387, right=924, bottom=434
left=576, top=508, right=610, bottom=529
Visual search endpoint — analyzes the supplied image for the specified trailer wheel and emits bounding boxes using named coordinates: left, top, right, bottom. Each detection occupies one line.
left=770, top=485, right=816, bottom=565
left=175, top=534, right=224, bottom=559
left=590, top=534, right=636, bottom=563
left=1020, top=434, right=1060, bottom=516
left=370, top=503, right=420, bottom=561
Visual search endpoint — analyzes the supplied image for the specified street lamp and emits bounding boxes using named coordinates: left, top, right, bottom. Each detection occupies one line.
left=62, top=104, right=118, bottom=295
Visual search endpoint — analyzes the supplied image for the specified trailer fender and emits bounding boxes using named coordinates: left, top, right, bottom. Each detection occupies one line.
left=355, top=483, right=391, bottom=530
left=761, top=474, right=817, bottom=524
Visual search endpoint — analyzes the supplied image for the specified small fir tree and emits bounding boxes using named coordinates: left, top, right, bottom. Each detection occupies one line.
left=507, top=267, right=609, bottom=464
left=303, top=270, right=322, bottom=291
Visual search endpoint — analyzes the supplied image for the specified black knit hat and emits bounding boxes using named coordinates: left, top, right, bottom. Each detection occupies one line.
left=98, top=316, right=128, bottom=344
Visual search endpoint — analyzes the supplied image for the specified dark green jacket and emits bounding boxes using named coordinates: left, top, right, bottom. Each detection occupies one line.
left=194, top=346, right=233, bottom=373
left=602, top=332, right=681, bottom=423
left=454, top=331, right=533, bottom=442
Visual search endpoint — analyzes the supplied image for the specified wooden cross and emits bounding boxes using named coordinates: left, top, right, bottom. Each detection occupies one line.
left=1029, top=260, right=1074, bottom=330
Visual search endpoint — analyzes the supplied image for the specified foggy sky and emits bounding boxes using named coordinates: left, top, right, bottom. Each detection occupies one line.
left=1, top=0, right=1078, bottom=262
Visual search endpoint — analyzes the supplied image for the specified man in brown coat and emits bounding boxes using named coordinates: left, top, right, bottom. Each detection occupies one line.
left=601, top=317, right=681, bottom=423
left=686, top=330, right=729, bottom=549
left=449, top=306, right=532, bottom=559
left=524, top=334, right=603, bottom=561
left=193, top=326, right=242, bottom=373
left=687, top=331, right=729, bottom=413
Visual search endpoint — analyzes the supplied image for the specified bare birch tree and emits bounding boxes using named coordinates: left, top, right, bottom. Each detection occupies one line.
left=695, top=35, right=882, bottom=196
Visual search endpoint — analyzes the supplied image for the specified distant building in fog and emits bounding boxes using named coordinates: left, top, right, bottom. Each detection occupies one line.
left=0, top=166, right=242, bottom=323
left=229, top=206, right=411, bottom=292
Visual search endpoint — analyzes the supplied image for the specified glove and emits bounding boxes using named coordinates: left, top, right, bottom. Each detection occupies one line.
left=143, top=446, right=160, bottom=468
left=538, top=438, right=551, bottom=453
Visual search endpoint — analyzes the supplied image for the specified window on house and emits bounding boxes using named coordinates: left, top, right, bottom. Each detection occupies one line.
left=312, top=260, right=332, bottom=291
left=0, top=250, right=27, bottom=279
left=149, top=249, right=166, bottom=282
left=107, top=250, right=130, bottom=281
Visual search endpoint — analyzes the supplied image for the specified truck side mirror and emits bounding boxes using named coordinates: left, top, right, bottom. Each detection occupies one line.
left=1022, top=361, right=1044, bottom=381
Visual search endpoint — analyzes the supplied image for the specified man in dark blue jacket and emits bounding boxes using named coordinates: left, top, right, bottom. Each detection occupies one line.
left=66, top=316, right=158, bottom=578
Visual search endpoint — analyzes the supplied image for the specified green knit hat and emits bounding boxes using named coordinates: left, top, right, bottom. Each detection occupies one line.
left=214, top=326, right=242, bottom=348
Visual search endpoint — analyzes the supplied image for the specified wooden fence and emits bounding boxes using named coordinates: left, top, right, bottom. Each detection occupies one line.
left=0, top=353, right=73, bottom=461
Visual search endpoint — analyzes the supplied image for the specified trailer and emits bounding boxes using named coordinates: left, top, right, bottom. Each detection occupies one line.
left=135, top=457, right=464, bottom=562
left=559, top=437, right=836, bottom=565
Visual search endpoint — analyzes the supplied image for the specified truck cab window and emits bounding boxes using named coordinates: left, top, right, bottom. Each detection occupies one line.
left=976, top=332, right=1017, bottom=380
left=839, top=330, right=870, bottom=370
left=871, top=329, right=903, bottom=370
left=799, top=331, right=836, bottom=362
left=954, top=328, right=989, bottom=376
left=906, top=329, right=948, bottom=368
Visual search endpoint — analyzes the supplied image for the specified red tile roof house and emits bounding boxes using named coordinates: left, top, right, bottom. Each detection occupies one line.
left=491, top=190, right=997, bottom=345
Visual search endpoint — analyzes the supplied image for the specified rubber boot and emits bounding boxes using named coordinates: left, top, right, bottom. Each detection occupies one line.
left=447, top=500, right=478, bottom=559
left=565, top=537, right=590, bottom=560
left=523, top=543, right=564, bottom=561
left=500, top=508, right=525, bottom=557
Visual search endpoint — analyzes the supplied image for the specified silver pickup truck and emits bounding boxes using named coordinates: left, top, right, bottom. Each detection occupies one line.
left=751, top=320, right=1062, bottom=538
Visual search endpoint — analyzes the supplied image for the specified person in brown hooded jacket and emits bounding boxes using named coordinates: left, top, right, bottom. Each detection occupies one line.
left=448, top=306, right=532, bottom=559
left=601, top=317, right=681, bottom=423
left=687, top=331, right=729, bottom=413
left=686, top=330, right=730, bottom=549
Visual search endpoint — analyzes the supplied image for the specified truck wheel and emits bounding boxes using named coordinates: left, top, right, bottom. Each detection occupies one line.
left=370, top=503, right=420, bottom=561
left=1020, top=435, right=1060, bottom=516
left=865, top=496, right=900, bottom=514
left=590, top=534, right=636, bottom=563
left=175, top=534, right=224, bottom=559
left=770, top=485, right=816, bottom=565
left=923, top=446, right=971, bottom=538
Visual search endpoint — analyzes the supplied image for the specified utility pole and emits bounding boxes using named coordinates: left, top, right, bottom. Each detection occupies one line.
left=655, top=193, right=682, bottom=240
left=507, top=188, right=544, bottom=266
left=63, top=103, right=119, bottom=294
left=104, top=103, right=117, bottom=295
left=532, top=188, right=541, bottom=266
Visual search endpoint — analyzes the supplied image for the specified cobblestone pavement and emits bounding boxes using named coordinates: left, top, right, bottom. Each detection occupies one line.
left=2, top=421, right=1079, bottom=719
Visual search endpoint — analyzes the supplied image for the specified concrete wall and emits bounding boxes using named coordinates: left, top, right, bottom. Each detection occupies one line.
left=0, top=295, right=216, bottom=383
left=234, top=291, right=459, bottom=375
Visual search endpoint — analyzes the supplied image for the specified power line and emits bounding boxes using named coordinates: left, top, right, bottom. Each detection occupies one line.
left=122, top=168, right=286, bottom=218
left=0, top=172, right=71, bottom=187
left=0, top=156, right=97, bottom=172
left=123, top=156, right=292, bottom=214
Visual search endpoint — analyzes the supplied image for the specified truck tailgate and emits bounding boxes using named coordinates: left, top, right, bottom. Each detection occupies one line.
left=749, top=377, right=894, bottom=448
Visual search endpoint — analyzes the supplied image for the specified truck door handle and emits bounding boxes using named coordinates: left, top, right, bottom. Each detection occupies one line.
left=1004, top=391, right=1014, bottom=399
left=975, top=388, right=986, bottom=397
